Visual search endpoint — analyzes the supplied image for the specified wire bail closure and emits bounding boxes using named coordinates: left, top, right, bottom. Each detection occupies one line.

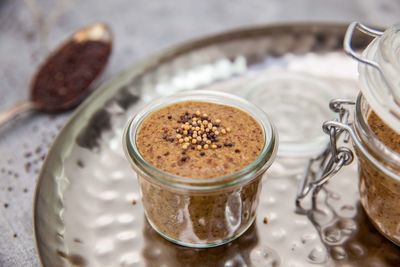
left=295, top=99, right=355, bottom=214
left=343, top=22, right=383, bottom=70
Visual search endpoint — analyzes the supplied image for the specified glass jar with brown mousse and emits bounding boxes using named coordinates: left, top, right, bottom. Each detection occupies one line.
left=296, top=22, right=400, bottom=246
left=124, top=90, right=278, bottom=248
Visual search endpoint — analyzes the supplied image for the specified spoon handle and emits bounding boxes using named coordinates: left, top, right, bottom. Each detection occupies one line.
left=0, top=101, right=37, bottom=128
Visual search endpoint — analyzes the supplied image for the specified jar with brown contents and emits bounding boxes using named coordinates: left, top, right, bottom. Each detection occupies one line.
left=123, top=91, right=278, bottom=248
left=351, top=95, right=400, bottom=245
left=296, top=22, right=400, bottom=246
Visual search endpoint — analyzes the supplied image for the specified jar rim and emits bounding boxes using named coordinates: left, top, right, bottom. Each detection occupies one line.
left=123, top=90, right=278, bottom=190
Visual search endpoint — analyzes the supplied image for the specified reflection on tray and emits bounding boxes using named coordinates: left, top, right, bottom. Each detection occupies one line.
left=142, top=216, right=280, bottom=266
left=308, top=192, right=400, bottom=266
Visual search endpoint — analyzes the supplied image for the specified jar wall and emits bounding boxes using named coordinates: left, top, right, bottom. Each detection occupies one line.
left=354, top=95, right=400, bottom=246
left=356, top=147, right=400, bottom=246
left=137, top=173, right=263, bottom=248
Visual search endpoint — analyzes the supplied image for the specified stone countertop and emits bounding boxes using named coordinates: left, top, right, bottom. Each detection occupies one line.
left=0, top=0, right=399, bottom=266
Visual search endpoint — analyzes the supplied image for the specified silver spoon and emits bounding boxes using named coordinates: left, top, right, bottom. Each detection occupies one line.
left=0, top=22, right=112, bottom=127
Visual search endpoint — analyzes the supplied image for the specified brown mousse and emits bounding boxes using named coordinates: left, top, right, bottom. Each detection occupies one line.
left=136, top=101, right=265, bottom=178
left=133, top=101, right=267, bottom=245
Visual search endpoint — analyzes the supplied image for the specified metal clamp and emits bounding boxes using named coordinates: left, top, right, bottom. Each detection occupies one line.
left=295, top=99, right=355, bottom=214
left=343, top=22, right=383, bottom=70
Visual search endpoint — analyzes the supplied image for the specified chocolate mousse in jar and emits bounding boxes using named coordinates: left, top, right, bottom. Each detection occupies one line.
left=123, top=90, right=278, bottom=248
left=297, top=22, right=400, bottom=246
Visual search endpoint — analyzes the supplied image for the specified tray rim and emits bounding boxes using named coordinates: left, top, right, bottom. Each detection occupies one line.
left=32, top=22, right=354, bottom=267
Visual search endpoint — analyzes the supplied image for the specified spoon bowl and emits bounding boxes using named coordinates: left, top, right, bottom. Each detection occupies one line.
left=0, top=22, right=112, bottom=126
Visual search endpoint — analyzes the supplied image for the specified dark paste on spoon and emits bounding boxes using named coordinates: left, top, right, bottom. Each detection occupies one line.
left=31, top=40, right=111, bottom=112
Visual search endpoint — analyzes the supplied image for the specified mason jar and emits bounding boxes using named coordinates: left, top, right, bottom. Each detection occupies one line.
left=123, top=90, right=278, bottom=248
left=296, top=22, right=400, bottom=246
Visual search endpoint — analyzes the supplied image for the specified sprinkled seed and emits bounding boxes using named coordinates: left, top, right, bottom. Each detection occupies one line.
left=176, top=134, right=182, bottom=139
left=196, top=145, right=202, bottom=150
left=202, top=120, right=208, bottom=125
left=215, top=119, right=221, bottom=124
left=185, top=122, right=190, bottom=125
left=184, top=125, right=190, bottom=130
left=183, top=130, right=188, bottom=135
left=181, top=124, right=185, bottom=129
left=221, top=129, right=226, bottom=134
left=202, top=137, right=207, bottom=142
left=215, top=131, right=220, bottom=135
left=211, top=144, right=217, bottom=149
left=208, top=123, right=213, bottom=129
left=184, top=137, right=189, bottom=142
left=203, top=144, right=209, bottom=150
left=178, top=138, right=184, bottom=143
left=197, top=136, right=202, bottom=141
left=195, top=126, right=200, bottom=131
left=226, top=127, right=231, bottom=132
left=206, top=128, right=210, bottom=132
left=202, top=134, right=207, bottom=138
left=193, top=133, right=198, bottom=138
left=212, top=126, right=217, bottom=131
left=192, top=121, right=197, bottom=126
left=192, top=139, right=197, bottom=144
left=202, top=113, right=208, bottom=118
left=182, top=144, right=189, bottom=149
left=196, top=111, right=201, bottom=116
left=206, top=140, right=211, bottom=144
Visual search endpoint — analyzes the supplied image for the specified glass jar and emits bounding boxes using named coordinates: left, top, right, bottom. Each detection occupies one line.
left=123, top=90, right=278, bottom=248
left=296, top=22, right=400, bottom=246
left=354, top=95, right=400, bottom=245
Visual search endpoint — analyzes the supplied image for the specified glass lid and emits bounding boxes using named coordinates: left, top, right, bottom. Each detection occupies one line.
left=243, top=70, right=337, bottom=157
left=344, top=22, right=400, bottom=134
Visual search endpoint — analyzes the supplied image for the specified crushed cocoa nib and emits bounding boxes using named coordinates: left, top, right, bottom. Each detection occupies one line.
left=181, top=156, right=189, bottom=162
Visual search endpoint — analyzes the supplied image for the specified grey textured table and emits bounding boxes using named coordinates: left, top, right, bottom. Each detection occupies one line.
left=1, top=0, right=399, bottom=266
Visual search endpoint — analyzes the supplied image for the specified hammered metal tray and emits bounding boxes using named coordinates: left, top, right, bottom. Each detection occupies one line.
left=34, top=24, right=400, bottom=267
